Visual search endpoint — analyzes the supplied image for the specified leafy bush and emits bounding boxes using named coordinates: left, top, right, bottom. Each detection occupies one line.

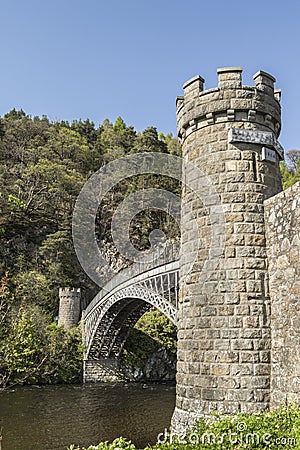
left=121, top=310, right=177, bottom=369
left=135, top=310, right=177, bottom=354
left=122, top=328, right=157, bottom=368
left=68, top=437, right=136, bottom=450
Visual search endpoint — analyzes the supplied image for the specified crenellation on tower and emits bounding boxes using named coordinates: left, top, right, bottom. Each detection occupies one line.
left=59, top=287, right=81, bottom=297
left=217, top=67, right=243, bottom=89
left=274, top=88, right=281, bottom=104
left=253, top=70, right=276, bottom=92
left=177, top=67, right=282, bottom=143
left=183, top=74, right=205, bottom=100
left=176, top=95, right=184, bottom=111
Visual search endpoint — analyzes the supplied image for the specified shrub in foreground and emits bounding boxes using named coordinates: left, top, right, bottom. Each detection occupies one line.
left=68, top=437, right=136, bottom=450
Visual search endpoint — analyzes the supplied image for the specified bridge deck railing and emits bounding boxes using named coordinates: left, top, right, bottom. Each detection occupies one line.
left=83, top=241, right=180, bottom=320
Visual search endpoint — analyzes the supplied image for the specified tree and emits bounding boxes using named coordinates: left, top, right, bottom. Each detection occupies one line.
left=286, top=149, right=300, bottom=170
left=158, top=132, right=181, bottom=156
left=71, top=119, right=98, bottom=146
left=113, top=116, right=126, bottom=132
left=133, top=127, right=167, bottom=153
left=281, top=150, right=300, bottom=189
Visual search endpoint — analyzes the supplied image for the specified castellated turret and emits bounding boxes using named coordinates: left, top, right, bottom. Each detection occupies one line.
left=172, top=67, right=283, bottom=432
left=58, top=288, right=81, bottom=330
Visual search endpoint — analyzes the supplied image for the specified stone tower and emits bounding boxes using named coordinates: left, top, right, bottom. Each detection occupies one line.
left=58, top=288, right=81, bottom=330
left=172, top=67, right=283, bottom=431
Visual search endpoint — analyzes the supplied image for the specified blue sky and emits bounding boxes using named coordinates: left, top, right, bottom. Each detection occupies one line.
left=0, top=0, right=299, bottom=152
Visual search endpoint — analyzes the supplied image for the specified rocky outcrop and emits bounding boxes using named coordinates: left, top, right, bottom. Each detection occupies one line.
left=121, top=346, right=176, bottom=382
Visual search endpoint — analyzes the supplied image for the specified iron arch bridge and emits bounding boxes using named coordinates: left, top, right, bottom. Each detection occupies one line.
left=82, top=243, right=180, bottom=381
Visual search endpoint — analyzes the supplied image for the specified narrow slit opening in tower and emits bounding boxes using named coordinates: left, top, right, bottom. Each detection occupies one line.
left=252, top=152, right=258, bottom=181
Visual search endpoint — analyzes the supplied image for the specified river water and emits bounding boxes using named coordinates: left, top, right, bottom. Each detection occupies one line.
left=0, top=383, right=176, bottom=450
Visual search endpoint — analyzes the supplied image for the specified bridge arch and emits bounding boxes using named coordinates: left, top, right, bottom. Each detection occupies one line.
left=82, top=249, right=179, bottom=382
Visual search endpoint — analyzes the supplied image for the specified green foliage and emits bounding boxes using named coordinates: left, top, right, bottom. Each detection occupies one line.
left=122, top=328, right=157, bottom=368
left=68, top=405, right=300, bottom=449
left=42, top=323, right=84, bottom=384
left=186, top=404, right=300, bottom=449
left=0, top=274, right=83, bottom=388
left=122, top=310, right=177, bottom=369
left=280, top=157, right=300, bottom=190
left=114, top=116, right=127, bottom=132
left=15, top=270, right=55, bottom=311
left=7, top=194, right=27, bottom=210
left=68, top=437, right=136, bottom=450
left=135, top=310, right=177, bottom=354
left=158, top=132, right=181, bottom=156
left=0, top=273, right=16, bottom=337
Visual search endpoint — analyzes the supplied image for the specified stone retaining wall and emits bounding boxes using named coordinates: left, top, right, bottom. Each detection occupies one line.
left=264, top=181, right=300, bottom=409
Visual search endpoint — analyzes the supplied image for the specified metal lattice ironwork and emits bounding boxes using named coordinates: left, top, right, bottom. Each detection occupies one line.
left=83, top=243, right=180, bottom=359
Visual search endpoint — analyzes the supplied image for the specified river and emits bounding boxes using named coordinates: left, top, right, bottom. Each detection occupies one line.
left=0, top=383, right=176, bottom=450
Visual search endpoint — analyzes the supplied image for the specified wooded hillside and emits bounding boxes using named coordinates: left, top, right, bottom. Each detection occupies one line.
left=0, top=110, right=180, bottom=387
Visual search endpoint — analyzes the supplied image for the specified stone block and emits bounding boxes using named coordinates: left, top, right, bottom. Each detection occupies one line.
left=240, top=351, right=260, bottom=363
left=227, top=389, right=254, bottom=402
left=254, top=364, right=270, bottom=376
left=231, top=363, right=253, bottom=376
left=231, top=339, right=254, bottom=350
left=214, top=340, right=231, bottom=350
left=202, top=388, right=225, bottom=401
left=243, top=316, right=260, bottom=328
left=211, top=364, right=231, bottom=376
